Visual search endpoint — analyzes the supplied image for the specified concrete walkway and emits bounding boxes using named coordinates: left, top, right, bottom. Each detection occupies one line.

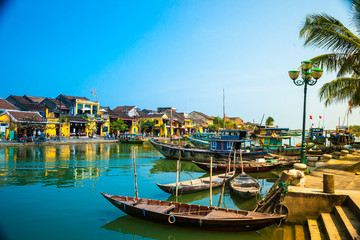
left=304, top=155, right=360, bottom=191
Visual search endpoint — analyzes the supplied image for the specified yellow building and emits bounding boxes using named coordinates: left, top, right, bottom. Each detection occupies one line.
left=140, top=113, right=168, bottom=136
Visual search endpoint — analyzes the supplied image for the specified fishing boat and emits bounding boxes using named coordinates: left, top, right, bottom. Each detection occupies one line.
left=156, top=171, right=236, bottom=194
left=150, top=130, right=269, bottom=162
left=101, top=193, right=285, bottom=231
left=329, top=126, right=355, bottom=146
left=193, top=161, right=280, bottom=173
left=307, top=127, right=326, bottom=145
left=119, top=133, right=145, bottom=144
left=230, top=173, right=261, bottom=199
left=256, top=128, right=301, bottom=156
left=187, top=136, right=210, bottom=149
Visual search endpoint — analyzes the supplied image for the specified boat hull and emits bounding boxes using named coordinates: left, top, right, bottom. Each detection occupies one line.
left=193, top=161, right=280, bottom=173
left=150, top=139, right=269, bottom=163
left=101, top=193, right=284, bottom=231
left=119, top=139, right=144, bottom=144
left=156, top=171, right=235, bottom=194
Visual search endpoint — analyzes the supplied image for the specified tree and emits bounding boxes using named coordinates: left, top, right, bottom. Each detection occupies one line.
left=141, top=120, right=155, bottom=134
left=299, top=0, right=360, bottom=110
left=110, top=118, right=128, bottom=134
left=265, top=117, right=274, bottom=126
left=208, top=124, right=218, bottom=132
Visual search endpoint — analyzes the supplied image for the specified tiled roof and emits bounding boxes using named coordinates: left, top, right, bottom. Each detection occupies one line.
left=61, top=95, right=89, bottom=101
left=0, top=98, right=18, bottom=110
left=190, top=111, right=213, bottom=120
left=7, top=110, right=46, bottom=122
left=24, top=95, right=46, bottom=103
left=194, top=118, right=206, bottom=125
left=65, top=115, right=88, bottom=123
left=142, top=113, right=166, bottom=118
left=22, top=102, right=46, bottom=111
left=8, top=95, right=31, bottom=103
left=46, top=98, right=69, bottom=110
left=113, top=106, right=136, bottom=114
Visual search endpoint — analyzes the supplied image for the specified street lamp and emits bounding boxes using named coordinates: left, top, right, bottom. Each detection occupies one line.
left=288, top=60, right=323, bottom=164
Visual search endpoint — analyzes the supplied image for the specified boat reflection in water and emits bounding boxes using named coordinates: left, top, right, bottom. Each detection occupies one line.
left=101, top=215, right=281, bottom=240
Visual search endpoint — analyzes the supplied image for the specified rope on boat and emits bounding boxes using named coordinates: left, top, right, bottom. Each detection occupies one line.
left=253, top=171, right=292, bottom=220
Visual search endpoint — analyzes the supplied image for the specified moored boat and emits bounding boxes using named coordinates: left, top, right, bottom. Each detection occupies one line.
left=329, top=126, right=355, bottom=146
left=187, top=136, right=210, bottom=149
left=101, top=193, right=285, bottom=231
left=193, top=161, right=280, bottom=173
left=230, top=172, right=261, bottom=199
left=156, top=171, right=236, bottom=194
left=119, top=133, right=145, bottom=144
left=150, top=139, right=269, bottom=162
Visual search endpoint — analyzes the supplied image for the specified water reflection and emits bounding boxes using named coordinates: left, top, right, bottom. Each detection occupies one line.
left=102, top=215, right=273, bottom=240
left=150, top=159, right=204, bottom=173
left=0, top=143, right=161, bottom=188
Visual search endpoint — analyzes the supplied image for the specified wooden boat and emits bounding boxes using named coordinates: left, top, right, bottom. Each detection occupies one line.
left=101, top=193, right=285, bottom=231
left=230, top=173, right=261, bottom=199
left=119, top=133, right=145, bottom=144
left=156, top=171, right=236, bottom=194
left=329, top=126, right=355, bottom=146
left=193, top=161, right=280, bottom=173
left=149, top=139, right=269, bottom=162
left=187, top=136, right=210, bottom=149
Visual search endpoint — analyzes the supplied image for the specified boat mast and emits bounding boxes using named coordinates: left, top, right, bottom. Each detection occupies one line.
left=209, top=156, right=213, bottom=207
left=175, top=138, right=181, bottom=201
left=132, top=146, right=139, bottom=198
left=223, top=88, right=225, bottom=130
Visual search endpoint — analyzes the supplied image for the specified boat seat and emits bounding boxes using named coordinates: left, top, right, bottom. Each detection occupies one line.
left=202, top=179, right=222, bottom=184
left=203, top=210, right=251, bottom=219
left=135, top=204, right=175, bottom=214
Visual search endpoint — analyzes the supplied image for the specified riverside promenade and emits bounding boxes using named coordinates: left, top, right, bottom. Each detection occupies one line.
left=285, top=153, right=360, bottom=239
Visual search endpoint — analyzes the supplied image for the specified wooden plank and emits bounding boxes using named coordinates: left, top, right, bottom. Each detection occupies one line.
left=307, top=219, right=322, bottom=240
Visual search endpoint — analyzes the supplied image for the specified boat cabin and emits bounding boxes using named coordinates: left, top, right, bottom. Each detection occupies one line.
left=192, top=132, right=220, bottom=141
left=209, top=130, right=251, bottom=152
left=119, top=133, right=143, bottom=141
left=257, top=128, right=292, bottom=149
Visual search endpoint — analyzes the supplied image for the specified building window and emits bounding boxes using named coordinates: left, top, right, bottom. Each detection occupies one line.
left=93, top=105, right=98, bottom=115
left=77, top=104, right=83, bottom=114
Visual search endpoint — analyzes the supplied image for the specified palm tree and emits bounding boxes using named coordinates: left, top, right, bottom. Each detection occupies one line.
left=299, top=0, right=360, bottom=109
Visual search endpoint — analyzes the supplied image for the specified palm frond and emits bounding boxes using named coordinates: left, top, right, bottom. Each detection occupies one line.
left=318, top=77, right=360, bottom=106
left=300, top=14, right=360, bottom=54
left=349, top=0, right=360, bottom=30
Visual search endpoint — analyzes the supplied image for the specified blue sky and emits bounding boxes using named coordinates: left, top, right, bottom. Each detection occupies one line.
left=0, top=0, right=357, bottom=129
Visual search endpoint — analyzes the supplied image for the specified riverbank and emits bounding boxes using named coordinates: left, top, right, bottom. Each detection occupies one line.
left=284, top=153, right=360, bottom=239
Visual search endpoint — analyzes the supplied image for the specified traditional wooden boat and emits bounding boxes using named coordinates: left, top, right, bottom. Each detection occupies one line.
left=101, top=193, right=285, bottom=231
left=119, top=133, right=145, bottom=144
left=187, top=136, right=210, bottom=149
left=307, top=128, right=326, bottom=145
left=230, top=173, right=261, bottom=199
left=149, top=139, right=269, bottom=162
left=193, top=161, right=280, bottom=173
left=329, top=126, right=355, bottom=146
left=156, top=171, right=236, bottom=194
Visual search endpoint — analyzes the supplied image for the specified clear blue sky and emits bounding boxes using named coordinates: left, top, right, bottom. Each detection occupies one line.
left=0, top=0, right=357, bottom=129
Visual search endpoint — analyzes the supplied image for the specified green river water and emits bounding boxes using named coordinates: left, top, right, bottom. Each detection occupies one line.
left=0, top=142, right=289, bottom=240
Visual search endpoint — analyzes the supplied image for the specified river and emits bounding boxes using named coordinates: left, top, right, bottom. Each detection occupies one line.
left=0, top=142, right=290, bottom=240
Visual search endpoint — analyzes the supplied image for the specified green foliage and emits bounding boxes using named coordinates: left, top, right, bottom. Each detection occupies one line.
left=208, top=124, right=218, bottom=132
left=349, top=125, right=360, bottom=137
left=110, top=118, right=128, bottom=133
left=265, top=116, right=274, bottom=126
left=60, top=116, right=68, bottom=123
left=141, top=120, right=155, bottom=133
left=299, top=4, right=360, bottom=109
left=213, top=116, right=237, bottom=130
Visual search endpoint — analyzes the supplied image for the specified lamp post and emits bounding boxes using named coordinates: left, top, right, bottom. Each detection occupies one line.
left=289, top=61, right=323, bottom=164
